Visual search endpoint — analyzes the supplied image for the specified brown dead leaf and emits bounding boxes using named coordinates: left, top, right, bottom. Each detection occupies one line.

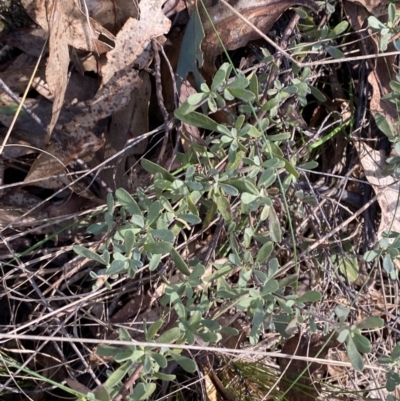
left=101, top=0, right=171, bottom=83
left=344, top=0, right=388, bottom=16
left=21, top=0, right=114, bottom=53
left=279, top=332, right=338, bottom=401
left=200, top=0, right=319, bottom=62
left=355, top=141, right=400, bottom=238
left=45, top=0, right=70, bottom=140
left=85, top=0, right=140, bottom=35
left=1, top=27, right=48, bottom=58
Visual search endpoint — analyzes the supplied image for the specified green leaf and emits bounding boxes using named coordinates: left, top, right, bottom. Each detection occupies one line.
left=177, top=213, right=202, bottom=225
left=211, top=62, right=230, bottom=90
left=357, top=317, right=384, bottom=329
left=326, top=45, right=344, bottom=59
left=153, top=372, right=176, bottom=381
left=149, top=229, right=175, bottom=243
left=187, top=92, right=208, bottom=106
left=269, top=207, right=281, bottom=243
left=115, top=188, right=142, bottom=216
left=147, top=201, right=161, bottom=226
left=226, top=179, right=259, bottom=195
left=227, top=88, right=255, bottom=101
left=219, top=183, right=239, bottom=196
left=363, top=249, right=379, bottom=262
left=104, top=361, right=131, bottom=390
left=298, top=161, right=318, bottom=169
left=337, top=329, right=349, bottom=343
left=73, top=245, right=106, bottom=266
left=310, top=86, right=327, bottom=102
left=131, top=383, right=156, bottom=401
left=141, top=159, right=176, bottom=181
left=327, top=21, right=349, bottom=38
left=261, top=279, right=279, bottom=295
left=150, top=351, right=168, bottom=368
left=389, top=3, right=396, bottom=24
left=250, top=299, right=265, bottom=345
left=215, top=196, right=232, bottom=222
left=149, top=253, right=162, bottom=271
left=175, top=109, right=219, bottom=132
left=147, top=319, right=163, bottom=340
left=144, top=241, right=173, bottom=254
left=297, top=290, right=322, bottom=303
left=170, top=248, right=191, bottom=276
left=227, top=76, right=249, bottom=89
left=170, top=353, right=197, bottom=372
left=155, top=327, right=181, bottom=344
left=175, top=5, right=205, bottom=93
left=256, top=241, right=273, bottom=263
left=352, top=332, right=371, bottom=354
left=347, top=336, right=364, bottom=371
left=375, top=112, right=396, bottom=140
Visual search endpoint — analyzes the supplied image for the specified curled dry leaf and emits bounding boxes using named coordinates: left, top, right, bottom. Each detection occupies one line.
left=45, top=0, right=69, bottom=140
left=101, top=0, right=171, bottom=83
left=200, top=0, right=319, bottom=61
left=21, top=0, right=115, bottom=53
left=355, top=142, right=400, bottom=238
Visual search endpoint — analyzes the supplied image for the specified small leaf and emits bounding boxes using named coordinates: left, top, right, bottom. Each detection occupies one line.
left=177, top=213, right=202, bottom=225
left=347, top=336, right=364, bottom=372
left=170, top=248, right=191, bottom=276
left=116, top=188, right=142, bottom=216
left=256, top=241, right=273, bottom=263
left=141, top=159, right=176, bottom=181
left=155, top=327, right=181, bottom=344
left=144, top=241, right=172, bottom=254
left=310, top=86, right=327, bottom=102
left=297, top=290, right=322, bottom=303
left=337, top=329, right=349, bottom=343
left=269, top=207, right=281, bottom=243
left=104, top=361, right=131, bottom=390
left=352, top=332, right=371, bottom=354
left=368, top=16, right=386, bottom=30
left=147, top=319, right=163, bottom=340
left=175, top=109, right=219, bottom=132
left=170, top=353, right=197, bottom=372
left=131, top=383, right=156, bottom=401
left=73, top=245, right=106, bottom=265
left=226, top=179, right=259, bottom=195
left=215, top=196, right=232, bottom=222
left=375, top=112, right=396, bottom=140
left=326, top=45, right=344, bottom=59
left=150, top=351, right=168, bottom=368
left=357, top=317, right=384, bottom=329
left=363, top=249, right=379, bottom=262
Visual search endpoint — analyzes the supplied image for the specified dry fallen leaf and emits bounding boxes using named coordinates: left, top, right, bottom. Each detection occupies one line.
left=355, top=142, right=400, bottom=238
left=23, top=0, right=171, bottom=197
left=21, top=0, right=114, bottom=53
left=279, top=332, right=338, bottom=401
left=200, top=0, right=319, bottom=62
left=45, top=0, right=70, bottom=140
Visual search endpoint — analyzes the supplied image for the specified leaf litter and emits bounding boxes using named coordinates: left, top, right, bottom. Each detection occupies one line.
left=0, top=0, right=399, bottom=400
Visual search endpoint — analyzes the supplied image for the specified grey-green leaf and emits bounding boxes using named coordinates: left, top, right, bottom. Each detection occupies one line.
left=170, top=248, right=191, bottom=276
left=73, top=245, right=106, bottom=266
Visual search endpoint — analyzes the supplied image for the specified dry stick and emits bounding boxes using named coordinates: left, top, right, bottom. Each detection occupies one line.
left=152, top=39, right=171, bottom=166
left=0, top=332, right=388, bottom=372
left=218, top=0, right=400, bottom=66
